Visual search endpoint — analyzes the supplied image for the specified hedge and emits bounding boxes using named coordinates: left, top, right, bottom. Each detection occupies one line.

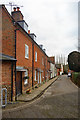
left=72, top=72, right=80, bottom=87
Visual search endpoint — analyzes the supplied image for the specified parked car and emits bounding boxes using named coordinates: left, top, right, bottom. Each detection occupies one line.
left=68, top=72, right=71, bottom=77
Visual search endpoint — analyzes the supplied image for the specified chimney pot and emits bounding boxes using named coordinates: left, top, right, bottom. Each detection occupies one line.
left=17, top=7, right=20, bottom=11
left=28, top=30, right=30, bottom=34
left=13, top=7, right=16, bottom=11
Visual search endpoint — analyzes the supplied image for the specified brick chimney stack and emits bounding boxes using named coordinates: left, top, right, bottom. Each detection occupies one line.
left=17, top=7, right=20, bottom=11
left=13, top=7, right=16, bottom=11
left=11, top=7, right=24, bottom=22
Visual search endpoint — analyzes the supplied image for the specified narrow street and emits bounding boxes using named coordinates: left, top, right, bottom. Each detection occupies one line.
left=2, top=75, right=78, bottom=118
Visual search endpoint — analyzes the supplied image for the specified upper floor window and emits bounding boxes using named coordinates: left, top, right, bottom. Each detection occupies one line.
left=35, top=51, right=37, bottom=62
left=25, top=44, right=29, bottom=59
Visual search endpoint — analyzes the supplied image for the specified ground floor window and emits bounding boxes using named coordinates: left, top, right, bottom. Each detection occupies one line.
left=40, top=72, right=42, bottom=83
left=24, top=69, right=28, bottom=85
left=35, top=70, right=37, bottom=81
left=38, top=71, right=39, bottom=84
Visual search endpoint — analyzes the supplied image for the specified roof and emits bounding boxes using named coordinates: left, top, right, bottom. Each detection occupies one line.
left=17, top=22, right=48, bottom=57
left=1, top=4, right=48, bottom=58
left=17, top=20, right=28, bottom=27
left=0, top=54, right=16, bottom=61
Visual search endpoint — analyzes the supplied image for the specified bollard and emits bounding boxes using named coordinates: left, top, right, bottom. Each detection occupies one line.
left=1, top=88, right=7, bottom=107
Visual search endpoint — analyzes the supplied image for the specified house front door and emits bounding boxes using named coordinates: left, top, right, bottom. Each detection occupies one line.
left=16, top=72, right=22, bottom=95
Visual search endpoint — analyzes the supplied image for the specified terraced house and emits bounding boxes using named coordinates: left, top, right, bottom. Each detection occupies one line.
left=0, top=4, right=55, bottom=102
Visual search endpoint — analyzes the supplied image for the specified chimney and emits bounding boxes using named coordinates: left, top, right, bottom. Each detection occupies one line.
left=13, top=7, right=16, bottom=11
left=43, top=49, right=46, bottom=53
left=28, top=30, right=30, bottom=34
left=39, top=44, right=43, bottom=49
left=11, top=7, right=24, bottom=22
left=17, top=7, right=20, bottom=11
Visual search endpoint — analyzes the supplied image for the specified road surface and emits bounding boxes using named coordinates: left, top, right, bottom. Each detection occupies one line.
left=2, top=75, right=78, bottom=118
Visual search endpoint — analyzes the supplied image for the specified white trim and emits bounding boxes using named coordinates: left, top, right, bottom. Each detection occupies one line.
left=35, top=51, right=37, bottom=62
left=35, top=70, right=37, bottom=81
left=24, top=69, right=28, bottom=85
left=25, top=44, right=29, bottom=59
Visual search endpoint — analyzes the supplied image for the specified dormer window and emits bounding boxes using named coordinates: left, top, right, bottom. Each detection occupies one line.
left=30, top=33, right=36, bottom=41
left=17, top=20, right=28, bottom=33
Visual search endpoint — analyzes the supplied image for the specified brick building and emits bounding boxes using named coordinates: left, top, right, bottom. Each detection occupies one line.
left=0, top=5, right=54, bottom=102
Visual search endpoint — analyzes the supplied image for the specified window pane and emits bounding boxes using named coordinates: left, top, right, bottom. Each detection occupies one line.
left=24, top=69, right=28, bottom=85
left=35, top=51, right=37, bottom=61
left=25, top=44, right=29, bottom=58
left=35, top=70, right=36, bottom=81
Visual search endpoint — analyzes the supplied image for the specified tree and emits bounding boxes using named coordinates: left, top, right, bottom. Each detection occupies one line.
left=68, top=51, right=80, bottom=72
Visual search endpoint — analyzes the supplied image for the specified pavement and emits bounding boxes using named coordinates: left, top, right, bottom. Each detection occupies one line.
left=2, top=76, right=58, bottom=111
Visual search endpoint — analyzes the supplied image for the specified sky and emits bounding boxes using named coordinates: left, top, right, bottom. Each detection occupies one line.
left=0, top=0, right=79, bottom=61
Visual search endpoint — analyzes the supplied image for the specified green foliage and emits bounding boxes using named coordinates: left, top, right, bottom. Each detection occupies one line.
left=72, top=72, right=80, bottom=87
left=68, top=51, right=80, bottom=72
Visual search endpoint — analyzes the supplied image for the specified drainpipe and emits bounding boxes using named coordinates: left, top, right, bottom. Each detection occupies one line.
left=11, top=61, right=13, bottom=101
left=32, top=42, right=34, bottom=88
left=44, top=56, right=46, bottom=81
left=14, top=29, right=18, bottom=101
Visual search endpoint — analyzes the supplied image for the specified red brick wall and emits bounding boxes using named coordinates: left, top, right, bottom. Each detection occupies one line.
left=1, top=5, right=52, bottom=100
left=2, top=6, right=15, bottom=57
left=2, top=61, right=15, bottom=101
left=33, top=44, right=49, bottom=85
left=16, top=30, right=32, bottom=91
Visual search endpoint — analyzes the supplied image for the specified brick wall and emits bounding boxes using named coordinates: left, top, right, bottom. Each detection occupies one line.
left=33, top=44, right=49, bottom=85
left=2, top=61, right=15, bottom=101
left=16, top=30, right=32, bottom=91
left=2, top=6, right=15, bottom=57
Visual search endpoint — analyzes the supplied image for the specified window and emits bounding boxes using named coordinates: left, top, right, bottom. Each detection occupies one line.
left=35, top=51, right=37, bottom=62
left=35, top=70, right=37, bottom=81
left=24, top=69, right=28, bottom=85
left=25, top=44, right=29, bottom=58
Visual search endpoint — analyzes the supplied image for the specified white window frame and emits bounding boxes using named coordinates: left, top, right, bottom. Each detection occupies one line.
left=25, top=44, right=29, bottom=59
left=35, top=51, right=37, bottom=62
left=35, top=70, right=37, bottom=81
left=40, top=72, right=41, bottom=84
left=38, top=72, right=39, bottom=84
left=24, top=69, right=28, bottom=85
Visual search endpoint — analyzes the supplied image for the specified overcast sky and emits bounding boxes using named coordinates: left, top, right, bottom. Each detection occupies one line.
left=0, top=0, right=79, bottom=59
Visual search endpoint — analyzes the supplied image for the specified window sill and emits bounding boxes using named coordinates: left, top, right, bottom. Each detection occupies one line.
left=25, top=57, right=29, bottom=59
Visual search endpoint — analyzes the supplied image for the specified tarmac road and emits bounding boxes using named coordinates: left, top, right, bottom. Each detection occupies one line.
left=2, top=75, right=78, bottom=118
